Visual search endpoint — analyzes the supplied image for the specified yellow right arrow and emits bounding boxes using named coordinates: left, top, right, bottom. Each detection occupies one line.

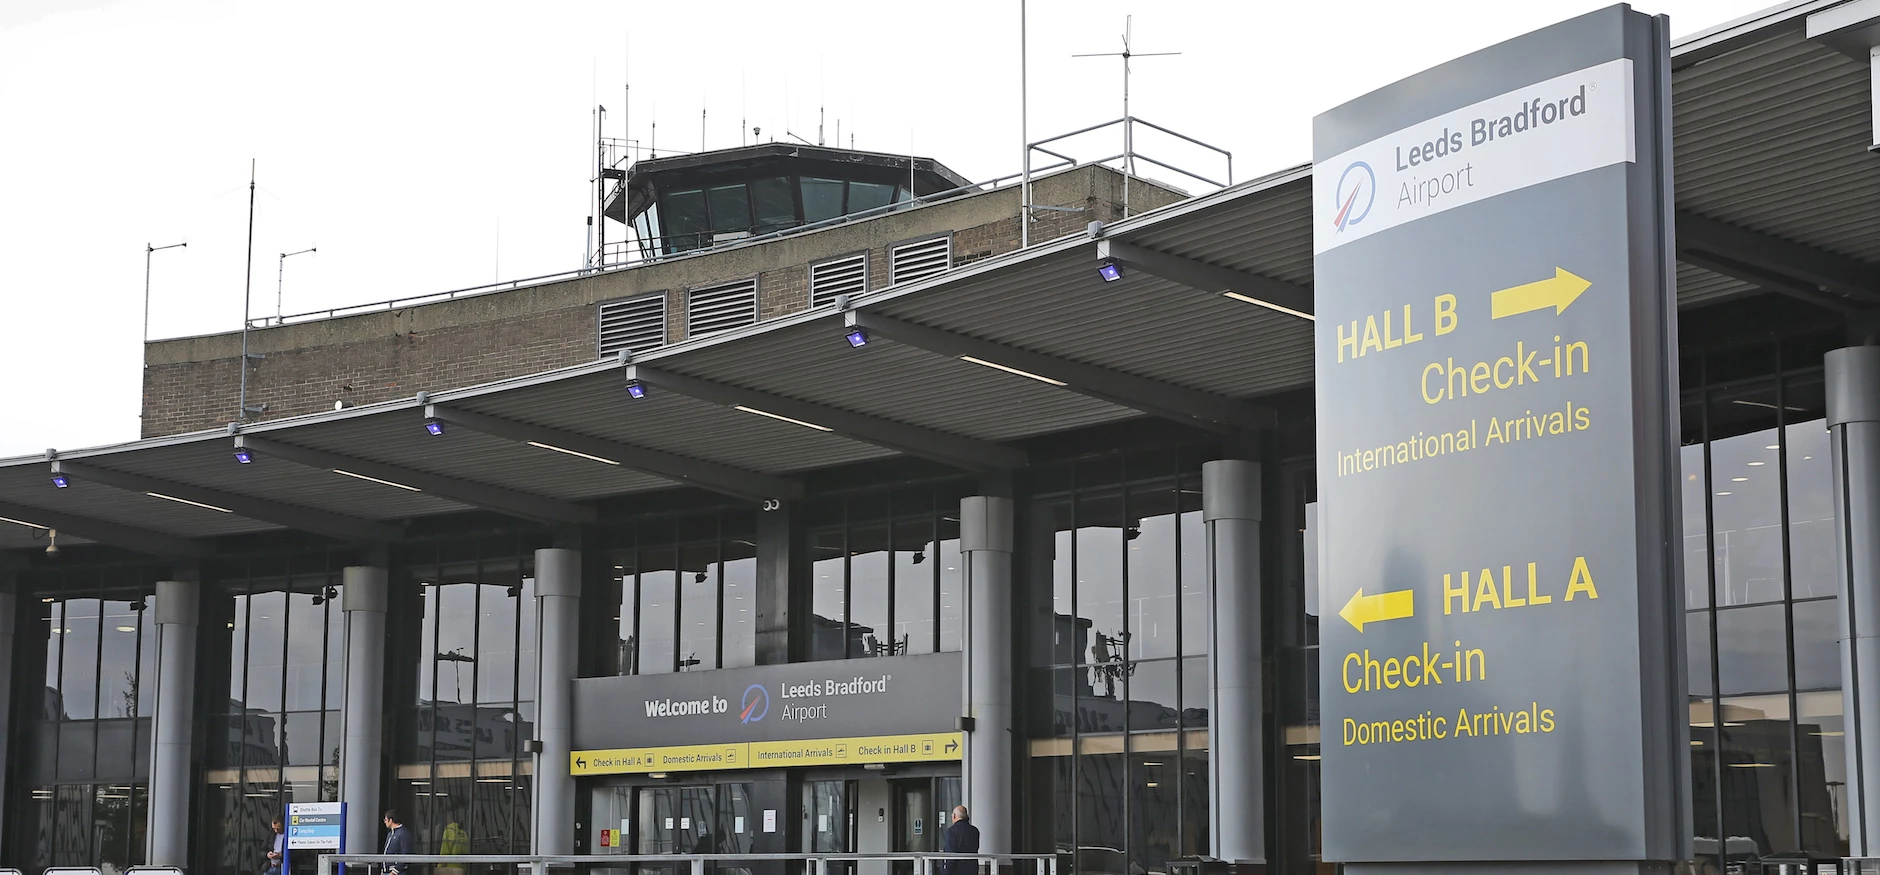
left=1490, top=267, right=1591, bottom=319
left=1339, top=587, right=1415, bottom=633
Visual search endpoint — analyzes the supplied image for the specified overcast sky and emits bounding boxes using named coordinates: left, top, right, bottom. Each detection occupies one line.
left=0, top=0, right=1776, bottom=457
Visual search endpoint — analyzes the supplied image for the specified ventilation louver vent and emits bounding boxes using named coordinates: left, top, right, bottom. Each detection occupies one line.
left=597, top=293, right=667, bottom=357
left=810, top=253, right=869, bottom=308
left=687, top=277, right=759, bottom=338
left=890, top=236, right=951, bottom=285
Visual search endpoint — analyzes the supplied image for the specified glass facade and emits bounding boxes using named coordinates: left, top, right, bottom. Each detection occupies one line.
left=10, top=567, right=158, bottom=875
left=392, top=537, right=540, bottom=861
left=199, top=556, right=346, bottom=875
left=804, top=485, right=967, bottom=662
left=1025, top=451, right=1211, bottom=875
left=1682, top=338, right=1848, bottom=866
left=601, top=511, right=759, bottom=676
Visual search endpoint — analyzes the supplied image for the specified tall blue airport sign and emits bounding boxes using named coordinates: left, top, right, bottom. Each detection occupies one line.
left=1312, top=6, right=1687, bottom=870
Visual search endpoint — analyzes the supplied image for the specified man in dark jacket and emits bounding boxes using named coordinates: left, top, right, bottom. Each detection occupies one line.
left=383, top=809, right=415, bottom=875
left=939, top=805, right=980, bottom=875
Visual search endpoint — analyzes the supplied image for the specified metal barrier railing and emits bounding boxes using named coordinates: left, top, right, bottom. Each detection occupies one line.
left=318, top=852, right=1058, bottom=875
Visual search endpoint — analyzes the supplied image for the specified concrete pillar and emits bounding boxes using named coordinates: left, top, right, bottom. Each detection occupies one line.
left=1203, top=460, right=1265, bottom=864
left=1831, top=347, right=1880, bottom=854
left=0, top=575, right=16, bottom=835
left=340, top=566, right=388, bottom=858
left=960, top=495, right=1013, bottom=853
left=533, top=548, right=580, bottom=854
left=147, top=579, right=199, bottom=867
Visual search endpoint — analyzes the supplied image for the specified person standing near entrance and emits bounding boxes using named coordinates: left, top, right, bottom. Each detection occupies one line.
left=940, top=806, right=980, bottom=875
left=263, top=817, right=286, bottom=875
left=382, top=809, right=415, bottom=875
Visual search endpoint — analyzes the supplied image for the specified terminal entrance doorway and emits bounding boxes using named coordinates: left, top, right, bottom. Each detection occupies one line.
left=889, top=777, right=961, bottom=875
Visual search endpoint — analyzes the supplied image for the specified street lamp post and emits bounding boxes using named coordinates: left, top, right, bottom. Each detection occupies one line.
left=143, top=241, right=187, bottom=345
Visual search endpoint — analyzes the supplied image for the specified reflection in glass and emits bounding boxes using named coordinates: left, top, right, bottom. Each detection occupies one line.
left=811, top=528, right=847, bottom=661
left=1793, top=598, right=1840, bottom=692
left=1076, top=752, right=1126, bottom=875
left=849, top=525, right=891, bottom=657
left=640, top=556, right=678, bottom=675
left=61, top=598, right=101, bottom=721
left=1687, top=611, right=1713, bottom=698
left=893, top=518, right=936, bottom=654
left=1131, top=751, right=1180, bottom=875
left=800, top=178, right=845, bottom=223
left=1681, top=442, right=1709, bottom=609
left=1716, top=605, right=1789, bottom=696
left=1128, top=489, right=1181, bottom=661
left=97, top=600, right=141, bottom=719
left=720, top=552, right=757, bottom=669
left=1796, top=690, right=1848, bottom=854
left=681, top=544, right=718, bottom=670
left=1710, top=427, right=1784, bottom=606
left=1787, top=420, right=1836, bottom=599
left=1127, top=660, right=1181, bottom=732
left=1718, top=693, right=1796, bottom=854
left=938, top=525, right=963, bottom=653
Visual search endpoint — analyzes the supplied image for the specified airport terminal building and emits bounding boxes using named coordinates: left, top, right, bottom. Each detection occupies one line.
left=3, top=4, right=1880, bottom=874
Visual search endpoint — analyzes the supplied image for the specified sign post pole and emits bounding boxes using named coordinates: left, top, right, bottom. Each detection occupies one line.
left=1312, top=6, right=1686, bottom=873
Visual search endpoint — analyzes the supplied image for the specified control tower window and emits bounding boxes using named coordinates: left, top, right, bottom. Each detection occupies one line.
left=662, top=189, right=708, bottom=252
left=751, top=177, right=796, bottom=231
left=707, top=183, right=752, bottom=233
left=801, top=177, right=846, bottom=223
left=849, top=182, right=896, bottom=213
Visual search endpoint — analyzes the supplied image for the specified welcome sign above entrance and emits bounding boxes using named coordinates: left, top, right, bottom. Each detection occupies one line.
left=571, top=651, right=962, bottom=751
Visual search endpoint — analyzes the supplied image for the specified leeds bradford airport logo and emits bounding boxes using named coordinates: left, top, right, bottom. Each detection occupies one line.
left=739, top=683, right=770, bottom=724
left=1332, top=161, right=1376, bottom=233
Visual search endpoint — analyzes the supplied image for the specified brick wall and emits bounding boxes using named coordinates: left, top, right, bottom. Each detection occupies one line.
left=142, top=166, right=1189, bottom=438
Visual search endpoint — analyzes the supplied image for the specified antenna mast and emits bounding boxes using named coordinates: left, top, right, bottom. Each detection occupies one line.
left=1074, top=15, right=1181, bottom=217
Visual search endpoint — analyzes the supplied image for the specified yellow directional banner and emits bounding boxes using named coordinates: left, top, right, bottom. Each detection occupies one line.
left=571, top=743, right=748, bottom=776
left=1489, top=267, right=1590, bottom=319
left=572, top=732, right=962, bottom=776
left=749, top=732, right=962, bottom=768
left=1338, top=587, right=1415, bottom=633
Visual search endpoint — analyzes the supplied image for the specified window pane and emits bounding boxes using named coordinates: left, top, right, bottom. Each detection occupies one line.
left=800, top=178, right=844, bottom=223
left=517, top=576, right=538, bottom=706
left=639, top=554, right=678, bottom=675
left=1076, top=752, right=1127, bottom=875
left=245, top=591, right=286, bottom=716
left=1794, top=598, right=1841, bottom=692
left=1078, top=469, right=1127, bottom=665
left=98, top=599, right=142, bottom=719
left=893, top=517, right=936, bottom=655
left=850, top=524, right=890, bottom=657
left=284, top=586, right=329, bottom=712
left=478, top=580, right=522, bottom=704
left=751, top=177, right=795, bottom=229
left=1131, top=751, right=1180, bottom=875
left=322, top=584, right=345, bottom=709
left=1711, top=426, right=1784, bottom=606
left=1788, top=420, right=1836, bottom=600
left=137, top=594, right=158, bottom=718
left=614, top=555, right=638, bottom=676
left=1181, top=656, right=1210, bottom=728
left=706, top=183, right=751, bottom=232
left=1796, top=690, right=1848, bottom=855
left=663, top=190, right=707, bottom=237
left=721, top=544, right=757, bottom=669
left=1128, top=480, right=1181, bottom=660
left=433, top=583, right=476, bottom=706
left=810, top=527, right=846, bottom=661
left=1128, top=659, right=1181, bottom=732
left=61, top=598, right=101, bottom=720
left=938, top=521, right=963, bottom=653
left=680, top=544, right=718, bottom=670
left=848, top=182, right=895, bottom=213
left=1179, top=498, right=1206, bottom=657
left=1682, top=442, right=1709, bottom=609
left=1718, top=693, right=1796, bottom=853
left=1716, top=604, right=1789, bottom=695
left=1688, top=611, right=1713, bottom=698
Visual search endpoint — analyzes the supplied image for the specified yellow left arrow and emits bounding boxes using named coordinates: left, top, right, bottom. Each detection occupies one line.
left=1339, top=587, right=1415, bottom=633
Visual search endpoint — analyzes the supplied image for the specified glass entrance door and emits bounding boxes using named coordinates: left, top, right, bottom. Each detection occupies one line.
left=802, top=780, right=856, bottom=875
left=891, top=780, right=934, bottom=875
left=640, top=786, right=721, bottom=875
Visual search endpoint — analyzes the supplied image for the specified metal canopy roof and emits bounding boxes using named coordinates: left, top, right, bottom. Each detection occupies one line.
left=3, top=1, right=1874, bottom=558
